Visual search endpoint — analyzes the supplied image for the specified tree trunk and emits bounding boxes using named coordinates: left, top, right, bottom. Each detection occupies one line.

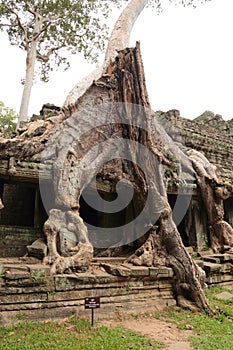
left=43, top=41, right=212, bottom=313
left=17, top=17, right=42, bottom=128
left=64, top=0, right=148, bottom=106
left=41, top=0, right=213, bottom=312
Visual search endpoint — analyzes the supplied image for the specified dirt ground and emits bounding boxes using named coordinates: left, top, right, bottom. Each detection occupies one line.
left=102, top=314, right=194, bottom=350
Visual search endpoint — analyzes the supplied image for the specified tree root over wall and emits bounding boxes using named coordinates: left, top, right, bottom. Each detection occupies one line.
left=188, top=149, right=233, bottom=253
left=43, top=43, right=213, bottom=313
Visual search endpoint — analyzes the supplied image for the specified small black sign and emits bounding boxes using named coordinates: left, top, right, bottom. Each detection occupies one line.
left=84, top=297, right=100, bottom=309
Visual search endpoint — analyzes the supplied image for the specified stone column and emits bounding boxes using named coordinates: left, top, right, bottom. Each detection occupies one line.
left=186, top=196, right=208, bottom=251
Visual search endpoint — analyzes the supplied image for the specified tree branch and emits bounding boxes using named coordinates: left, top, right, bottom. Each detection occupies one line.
left=33, top=21, right=51, bottom=40
left=4, top=4, right=30, bottom=49
left=36, top=45, right=65, bottom=62
left=0, top=23, right=17, bottom=28
left=24, top=0, right=37, bottom=17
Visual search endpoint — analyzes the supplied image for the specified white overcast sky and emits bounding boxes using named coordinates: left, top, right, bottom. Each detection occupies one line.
left=1, top=0, right=233, bottom=120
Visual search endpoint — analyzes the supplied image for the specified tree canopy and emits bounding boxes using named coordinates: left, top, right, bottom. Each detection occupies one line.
left=0, top=0, right=123, bottom=81
left=0, top=0, right=124, bottom=125
left=0, top=0, right=212, bottom=125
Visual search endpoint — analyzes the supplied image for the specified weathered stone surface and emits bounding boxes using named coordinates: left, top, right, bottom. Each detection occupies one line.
left=194, top=260, right=205, bottom=269
left=92, top=257, right=126, bottom=264
left=0, top=292, right=49, bottom=305
left=215, top=291, right=233, bottom=300
left=206, top=275, right=223, bottom=284
left=101, top=263, right=131, bottom=277
left=3, top=276, right=54, bottom=293
left=185, top=247, right=194, bottom=255
left=5, top=269, right=30, bottom=280
left=203, top=262, right=222, bottom=275
left=158, top=111, right=233, bottom=182
left=0, top=265, right=5, bottom=275
left=149, top=267, right=174, bottom=278
left=27, top=238, right=47, bottom=260
left=1, top=254, right=233, bottom=323
left=220, top=263, right=233, bottom=273
left=28, top=264, right=51, bottom=278
left=91, top=269, right=122, bottom=283
left=121, top=263, right=149, bottom=276
left=206, top=274, right=233, bottom=284
left=203, top=256, right=221, bottom=264
left=55, top=274, right=96, bottom=291
left=212, top=254, right=233, bottom=263
left=0, top=226, right=41, bottom=257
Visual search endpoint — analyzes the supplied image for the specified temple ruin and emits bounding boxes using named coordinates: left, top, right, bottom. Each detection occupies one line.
left=1, top=107, right=233, bottom=256
left=1, top=0, right=233, bottom=322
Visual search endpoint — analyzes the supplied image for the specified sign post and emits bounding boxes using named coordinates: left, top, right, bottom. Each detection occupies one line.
left=84, top=296, right=100, bottom=327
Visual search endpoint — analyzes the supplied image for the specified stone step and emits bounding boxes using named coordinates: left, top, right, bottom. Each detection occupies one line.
left=100, top=263, right=173, bottom=279
left=194, top=259, right=204, bottom=269
left=92, top=257, right=126, bottom=265
left=202, top=254, right=233, bottom=264
left=203, top=262, right=222, bottom=275
left=101, top=263, right=131, bottom=277
left=211, top=254, right=233, bottom=263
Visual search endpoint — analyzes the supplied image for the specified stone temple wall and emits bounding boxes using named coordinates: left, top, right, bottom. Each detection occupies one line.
left=0, top=254, right=233, bottom=325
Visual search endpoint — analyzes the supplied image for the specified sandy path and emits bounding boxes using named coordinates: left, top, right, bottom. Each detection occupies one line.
left=102, top=316, right=194, bottom=349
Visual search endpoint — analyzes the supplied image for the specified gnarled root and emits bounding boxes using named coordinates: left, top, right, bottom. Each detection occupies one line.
left=43, top=209, right=65, bottom=264
left=43, top=208, right=93, bottom=274
left=210, top=220, right=233, bottom=253
left=50, top=243, right=93, bottom=274
left=127, top=227, right=166, bottom=267
left=128, top=207, right=213, bottom=313
left=188, top=149, right=233, bottom=253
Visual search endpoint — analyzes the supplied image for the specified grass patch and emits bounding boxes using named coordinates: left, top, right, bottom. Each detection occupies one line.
left=0, top=316, right=160, bottom=350
left=156, top=286, right=233, bottom=350
left=1, top=286, right=233, bottom=349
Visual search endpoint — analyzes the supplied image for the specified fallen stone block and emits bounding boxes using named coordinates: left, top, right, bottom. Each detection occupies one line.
left=121, top=263, right=149, bottom=276
left=203, top=262, right=222, bottom=276
left=203, top=256, right=221, bottom=264
left=215, top=291, right=233, bottom=300
left=27, top=238, right=47, bottom=260
left=101, top=263, right=131, bottom=277
left=149, top=267, right=173, bottom=278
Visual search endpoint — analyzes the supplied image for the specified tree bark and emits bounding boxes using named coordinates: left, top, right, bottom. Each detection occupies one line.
left=43, top=41, right=212, bottom=312
left=17, top=17, right=43, bottom=128
left=188, top=149, right=233, bottom=252
left=0, top=0, right=215, bottom=313
left=41, top=0, right=214, bottom=312
left=63, top=0, right=148, bottom=106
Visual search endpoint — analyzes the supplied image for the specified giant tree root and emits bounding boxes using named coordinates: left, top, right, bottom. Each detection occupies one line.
left=43, top=208, right=93, bottom=274
left=188, top=149, right=233, bottom=252
left=128, top=199, right=212, bottom=313
left=41, top=33, right=213, bottom=312
left=50, top=243, right=93, bottom=274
